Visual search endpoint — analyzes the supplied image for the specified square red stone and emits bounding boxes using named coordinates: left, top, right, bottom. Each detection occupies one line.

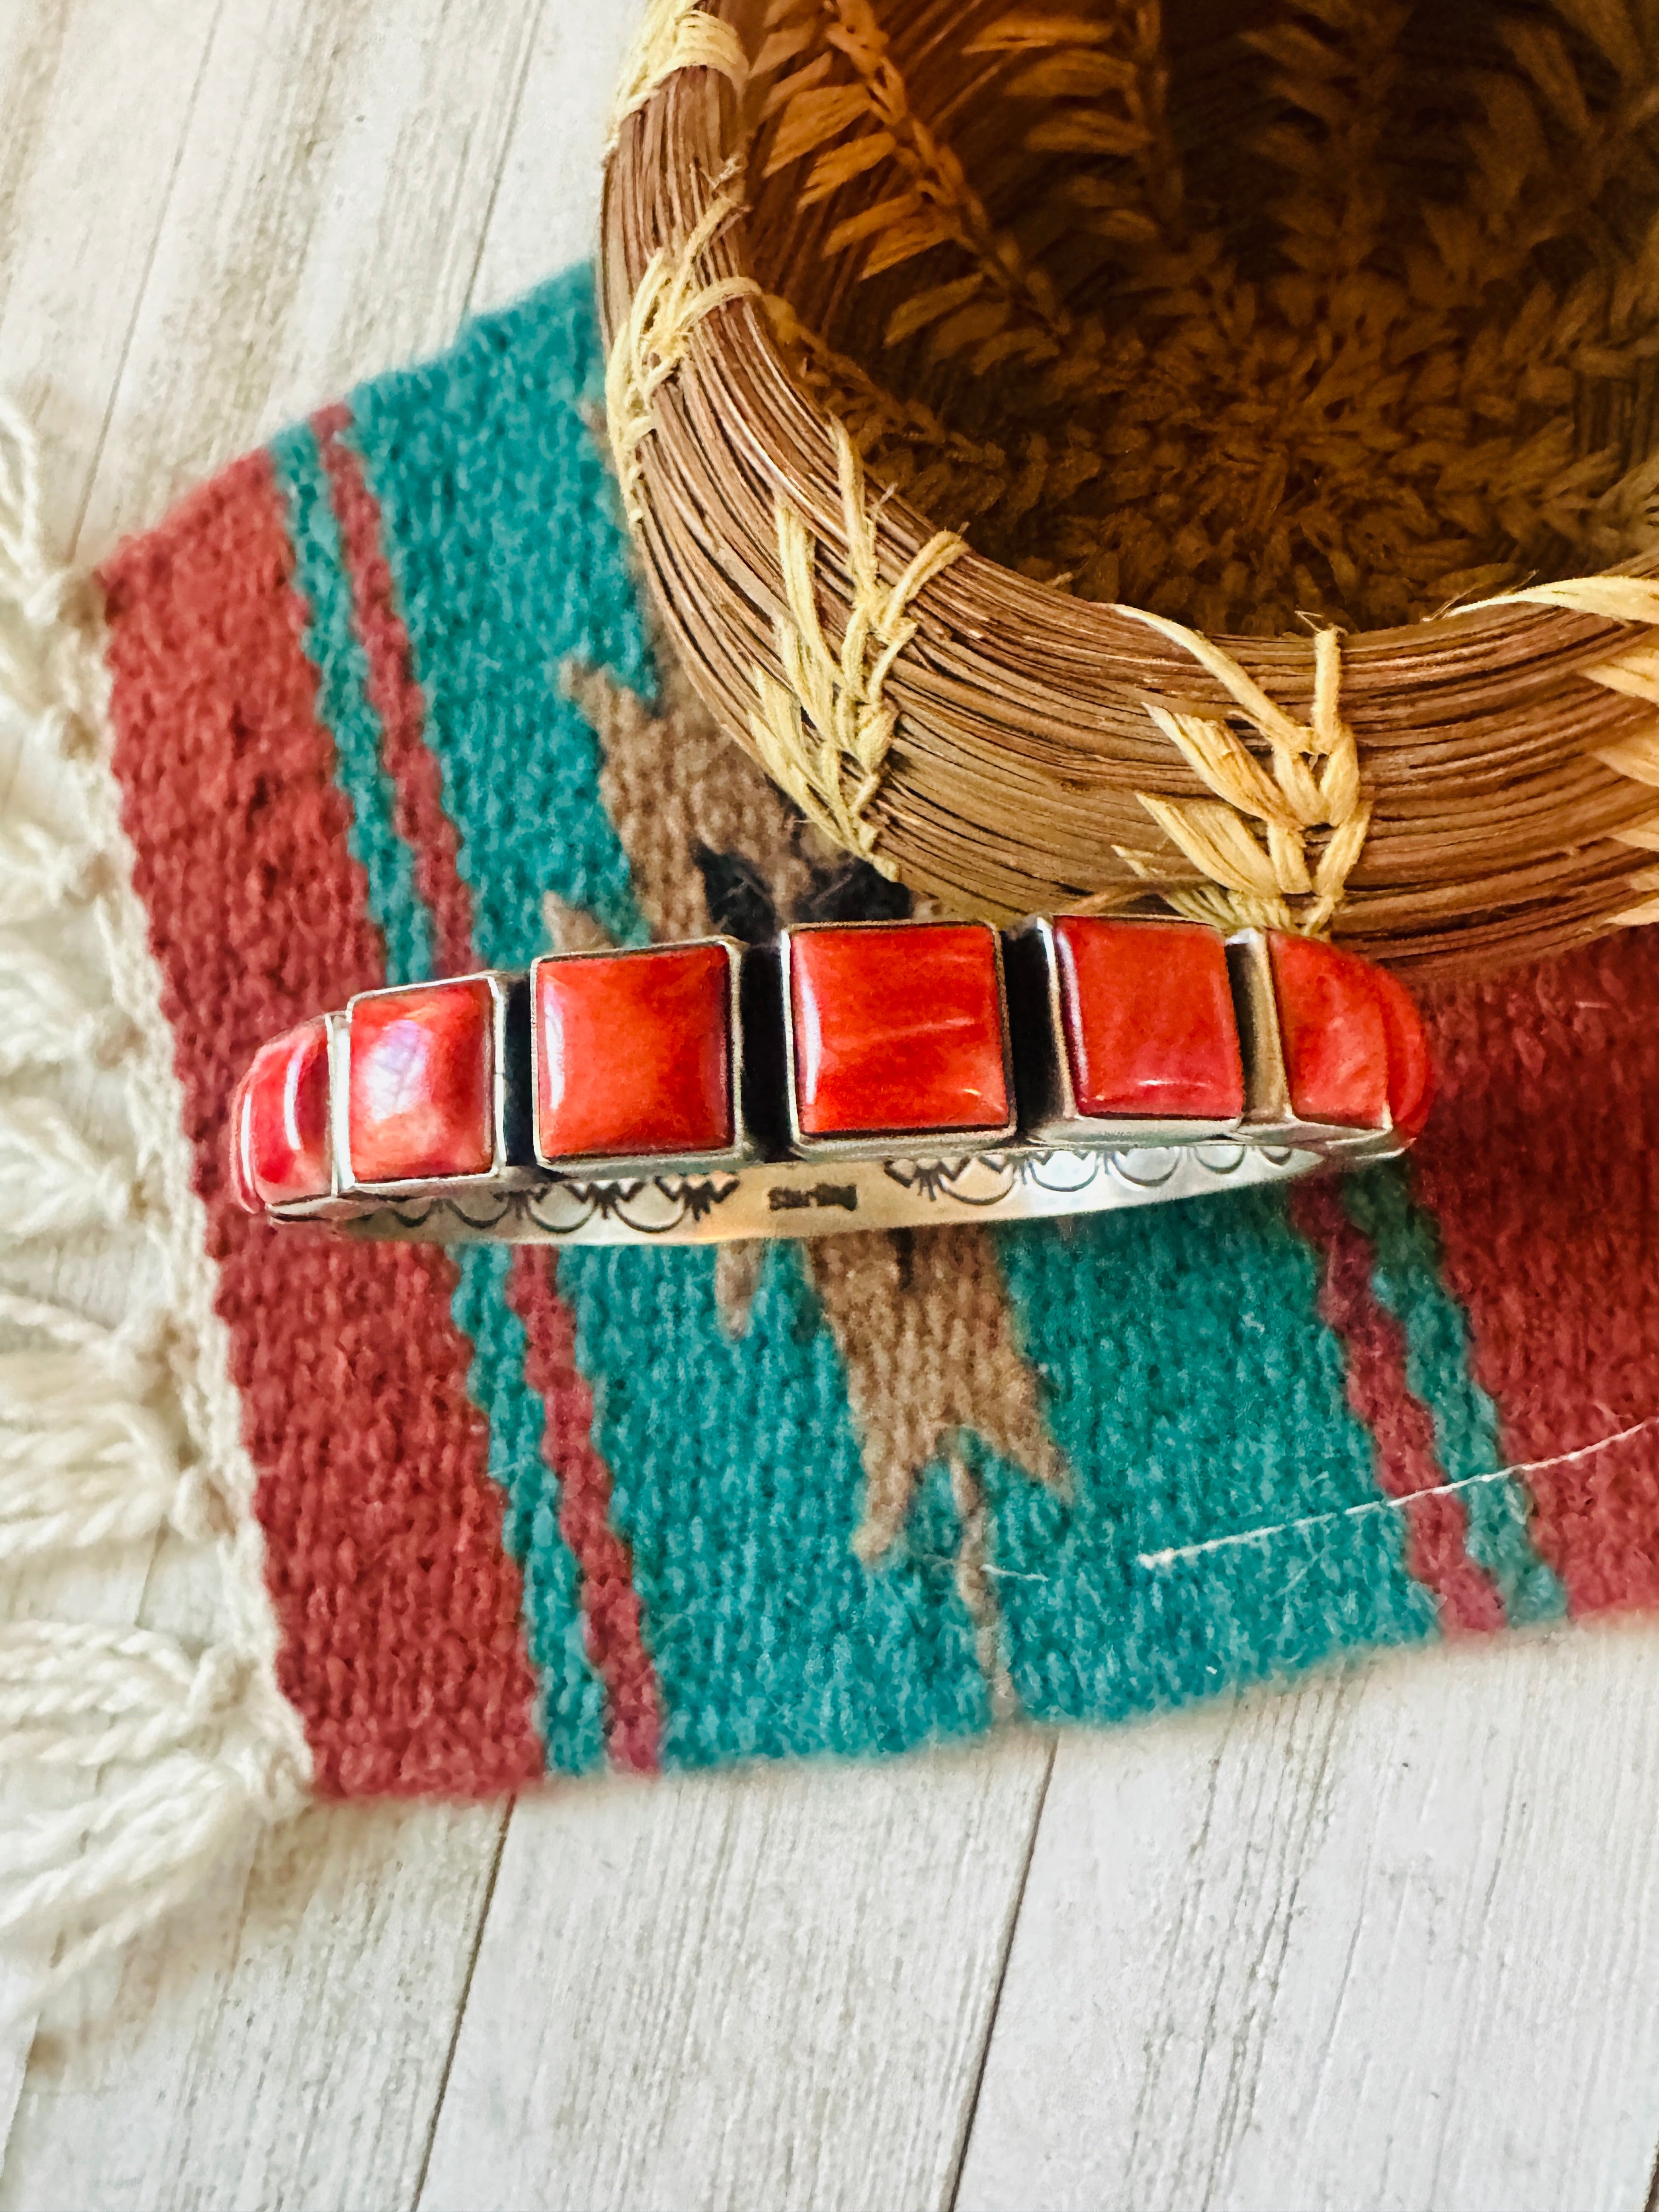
left=533, top=942, right=734, bottom=1163
left=1268, top=933, right=1433, bottom=1136
left=347, top=977, right=496, bottom=1184
left=1052, top=918, right=1244, bottom=1123
left=231, top=1018, right=332, bottom=1209
left=1268, top=934, right=1389, bottom=1128
left=787, top=922, right=1010, bottom=1140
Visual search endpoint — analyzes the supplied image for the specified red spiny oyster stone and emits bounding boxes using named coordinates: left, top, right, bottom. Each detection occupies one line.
left=231, top=1018, right=332, bottom=1209
left=1052, top=917, right=1244, bottom=1121
left=1269, top=933, right=1434, bottom=1135
left=347, top=978, right=495, bottom=1183
left=1370, top=963, right=1435, bottom=1139
left=534, top=943, right=733, bottom=1161
left=788, top=922, right=1009, bottom=1137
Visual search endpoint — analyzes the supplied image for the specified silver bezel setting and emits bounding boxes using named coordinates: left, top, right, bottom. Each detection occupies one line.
left=333, top=970, right=528, bottom=1201
left=261, top=1011, right=358, bottom=1222
left=247, top=912, right=1421, bottom=1243
left=778, top=918, right=1019, bottom=1162
left=1227, top=928, right=1401, bottom=1161
left=1016, top=914, right=1249, bottom=1150
left=528, top=936, right=754, bottom=1178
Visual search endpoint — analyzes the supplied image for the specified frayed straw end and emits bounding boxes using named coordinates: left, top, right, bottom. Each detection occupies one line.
left=608, top=0, right=749, bottom=149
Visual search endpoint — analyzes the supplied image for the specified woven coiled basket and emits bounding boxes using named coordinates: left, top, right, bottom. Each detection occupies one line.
left=601, top=0, right=1659, bottom=975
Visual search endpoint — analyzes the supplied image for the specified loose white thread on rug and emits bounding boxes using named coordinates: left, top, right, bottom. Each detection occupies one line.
left=1134, top=1413, right=1659, bottom=1571
left=0, top=400, right=310, bottom=2021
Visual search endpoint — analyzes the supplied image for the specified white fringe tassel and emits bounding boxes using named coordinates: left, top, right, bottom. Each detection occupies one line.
left=0, top=397, right=311, bottom=2022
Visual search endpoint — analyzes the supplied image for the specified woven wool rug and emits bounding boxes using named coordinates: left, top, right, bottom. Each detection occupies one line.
left=5, top=261, right=1659, bottom=1996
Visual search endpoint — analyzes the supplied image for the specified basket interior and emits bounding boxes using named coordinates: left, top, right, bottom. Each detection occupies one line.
left=746, top=0, right=1659, bottom=636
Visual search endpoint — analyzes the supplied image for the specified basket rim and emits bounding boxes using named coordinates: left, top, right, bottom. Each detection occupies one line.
left=596, top=1, right=1659, bottom=977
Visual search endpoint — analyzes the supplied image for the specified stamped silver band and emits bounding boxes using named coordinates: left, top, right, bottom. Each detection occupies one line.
left=338, top=1139, right=1338, bottom=1247
left=232, top=916, right=1424, bottom=1244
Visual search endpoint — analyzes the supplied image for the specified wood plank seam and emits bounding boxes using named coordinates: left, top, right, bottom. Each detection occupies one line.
left=943, top=1730, right=1057, bottom=2212
left=410, top=1803, right=511, bottom=2211
left=64, top=0, right=229, bottom=565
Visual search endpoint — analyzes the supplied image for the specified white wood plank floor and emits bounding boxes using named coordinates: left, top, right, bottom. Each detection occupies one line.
left=5, top=4, right=1659, bottom=2205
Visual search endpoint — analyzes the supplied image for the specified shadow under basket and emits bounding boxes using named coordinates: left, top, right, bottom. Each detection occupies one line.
left=602, top=0, right=1659, bottom=977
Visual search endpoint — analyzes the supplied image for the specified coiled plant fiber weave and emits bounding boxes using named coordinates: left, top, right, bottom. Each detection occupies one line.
left=602, top=0, right=1659, bottom=973
left=49, top=266, right=1659, bottom=1818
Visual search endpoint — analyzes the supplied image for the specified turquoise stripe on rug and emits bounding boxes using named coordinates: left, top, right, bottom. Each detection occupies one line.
left=1343, top=1165, right=1566, bottom=1628
left=271, top=421, right=434, bottom=988
left=276, top=354, right=611, bottom=1775
left=556, top=1240, right=991, bottom=1765
left=346, top=267, right=648, bottom=966
left=990, top=1188, right=1440, bottom=1721
left=451, top=1247, right=608, bottom=1774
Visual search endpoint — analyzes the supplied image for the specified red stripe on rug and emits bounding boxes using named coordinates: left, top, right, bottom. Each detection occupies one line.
left=312, top=403, right=475, bottom=978
left=506, top=1249, right=664, bottom=1772
left=1410, top=932, right=1659, bottom=1615
left=99, top=449, right=542, bottom=1797
left=1290, top=1177, right=1504, bottom=1633
left=320, top=404, right=665, bottom=1768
